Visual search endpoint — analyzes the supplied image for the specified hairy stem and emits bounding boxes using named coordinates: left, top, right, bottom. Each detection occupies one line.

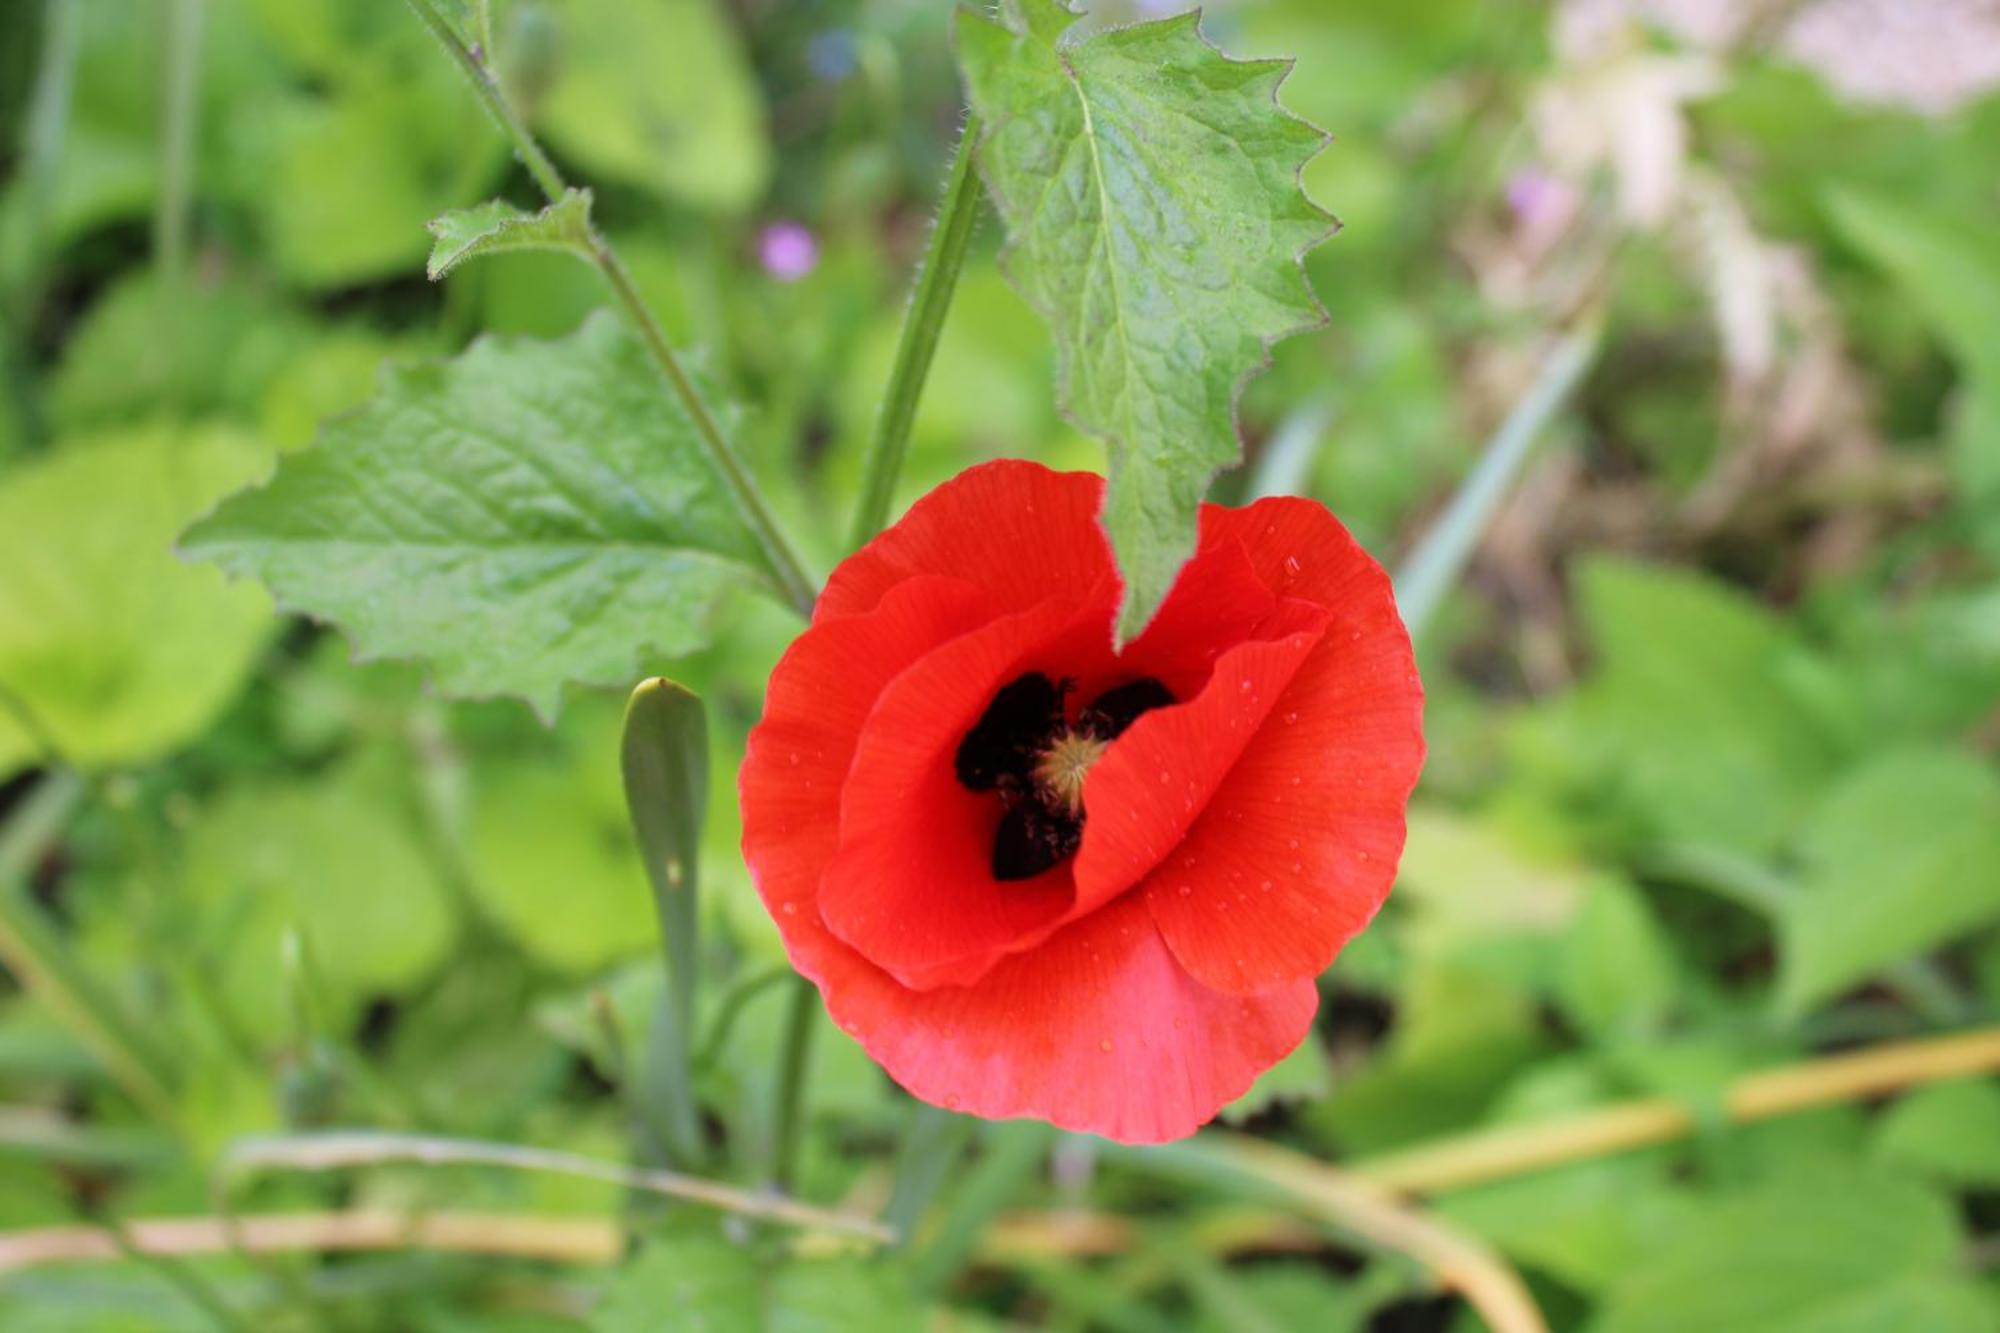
left=848, top=114, right=985, bottom=548
left=404, top=0, right=819, bottom=617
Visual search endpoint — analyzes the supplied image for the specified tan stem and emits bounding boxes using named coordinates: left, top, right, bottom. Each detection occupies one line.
left=1173, top=1133, right=1550, bottom=1333
left=1352, top=1026, right=2000, bottom=1195
left=0, top=1210, right=620, bottom=1273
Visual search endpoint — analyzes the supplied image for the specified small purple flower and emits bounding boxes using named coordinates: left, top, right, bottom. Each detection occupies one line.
left=1505, top=168, right=1578, bottom=233
left=758, top=221, right=820, bottom=283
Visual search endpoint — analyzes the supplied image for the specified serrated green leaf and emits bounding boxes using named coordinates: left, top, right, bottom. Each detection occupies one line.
left=0, top=425, right=275, bottom=778
left=1588, top=1167, right=1988, bottom=1333
left=425, top=189, right=594, bottom=280
left=1775, top=748, right=2000, bottom=1017
left=182, top=312, right=776, bottom=718
left=956, top=0, right=1333, bottom=639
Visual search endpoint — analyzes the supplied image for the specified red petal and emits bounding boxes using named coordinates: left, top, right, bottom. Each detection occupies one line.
left=818, top=461, right=1109, bottom=623
left=817, top=589, right=1117, bottom=989
left=824, top=894, right=1318, bottom=1143
left=1070, top=606, right=1329, bottom=919
left=741, top=575, right=996, bottom=985
left=1144, top=499, right=1424, bottom=993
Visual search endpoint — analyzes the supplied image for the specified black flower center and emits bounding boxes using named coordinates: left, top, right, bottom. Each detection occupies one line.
left=954, top=672, right=1175, bottom=881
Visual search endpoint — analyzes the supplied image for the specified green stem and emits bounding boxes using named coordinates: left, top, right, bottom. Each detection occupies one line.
left=692, top=963, right=791, bottom=1072
left=1392, top=316, right=1601, bottom=638
left=153, top=0, right=205, bottom=289
left=848, top=114, right=985, bottom=548
left=0, top=774, right=180, bottom=1123
left=768, top=977, right=818, bottom=1194
left=403, top=0, right=819, bottom=617
left=1, top=0, right=82, bottom=447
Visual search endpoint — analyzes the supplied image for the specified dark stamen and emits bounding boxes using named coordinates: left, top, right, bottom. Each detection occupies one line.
left=991, top=801, right=1084, bottom=881
left=956, top=673, right=1176, bottom=882
left=1078, top=677, right=1177, bottom=740
left=954, top=672, right=1067, bottom=792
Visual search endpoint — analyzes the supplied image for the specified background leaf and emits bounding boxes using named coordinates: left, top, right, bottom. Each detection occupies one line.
left=528, top=0, right=771, bottom=214
left=1776, top=748, right=2000, bottom=1016
left=183, top=312, right=778, bottom=718
left=0, top=425, right=274, bottom=777
left=957, top=0, right=1332, bottom=638
left=1588, top=1167, right=1989, bottom=1333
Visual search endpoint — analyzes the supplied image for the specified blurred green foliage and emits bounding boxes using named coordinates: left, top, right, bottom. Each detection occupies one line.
left=0, top=0, right=1997, bottom=1328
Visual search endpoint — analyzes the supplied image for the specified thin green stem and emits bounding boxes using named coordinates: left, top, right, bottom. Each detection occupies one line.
left=403, top=0, right=819, bottom=616
left=768, top=977, right=818, bottom=1194
left=848, top=114, right=985, bottom=547
left=153, top=0, right=205, bottom=288
left=692, top=963, right=791, bottom=1072
left=1392, top=316, right=1602, bottom=639
left=1, top=0, right=82, bottom=446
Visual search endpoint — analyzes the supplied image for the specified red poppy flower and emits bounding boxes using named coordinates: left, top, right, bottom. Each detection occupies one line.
left=740, top=462, right=1423, bottom=1142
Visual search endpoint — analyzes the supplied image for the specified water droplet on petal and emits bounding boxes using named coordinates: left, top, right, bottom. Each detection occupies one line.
left=1177, top=884, right=1193, bottom=897
left=1099, top=1038, right=1114, bottom=1053
left=1259, top=879, right=1273, bottom=892
left=781, top=903, right=797, bottom=916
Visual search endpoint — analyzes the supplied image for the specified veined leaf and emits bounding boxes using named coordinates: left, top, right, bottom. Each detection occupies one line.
left=183, top=312, right=775, bottom=719
left=425, top=189, right=595, bottom=280
left=957, top=0, right=1333, bottom=640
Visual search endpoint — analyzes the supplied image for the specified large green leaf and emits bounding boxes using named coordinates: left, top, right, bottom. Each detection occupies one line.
left=1775, top=748, right=2000, bottom=1017
left=0, top=425, right=275, bottom=778
left=530, top=0, right=771, bottom=214
left=1588, top=1167, right=1987, bottom=1333
left=183, top=313, right=776, bottom=718
left=957, top=0, right=1333, bottom=639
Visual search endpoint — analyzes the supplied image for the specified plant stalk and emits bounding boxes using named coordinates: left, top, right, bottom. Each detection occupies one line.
left=768, top=977, right=818, bottom=1194
left=404, top=0, right=819, bottom=617
left=848, top=113, right=985, bottom=548
left=1352, top=1025, right=2000, bottom=1194
left=1393, top=315, right=1602, bottom=638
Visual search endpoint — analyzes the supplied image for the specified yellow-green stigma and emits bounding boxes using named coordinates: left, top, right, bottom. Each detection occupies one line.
left=1032, top=731, right=1108, bottom=816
